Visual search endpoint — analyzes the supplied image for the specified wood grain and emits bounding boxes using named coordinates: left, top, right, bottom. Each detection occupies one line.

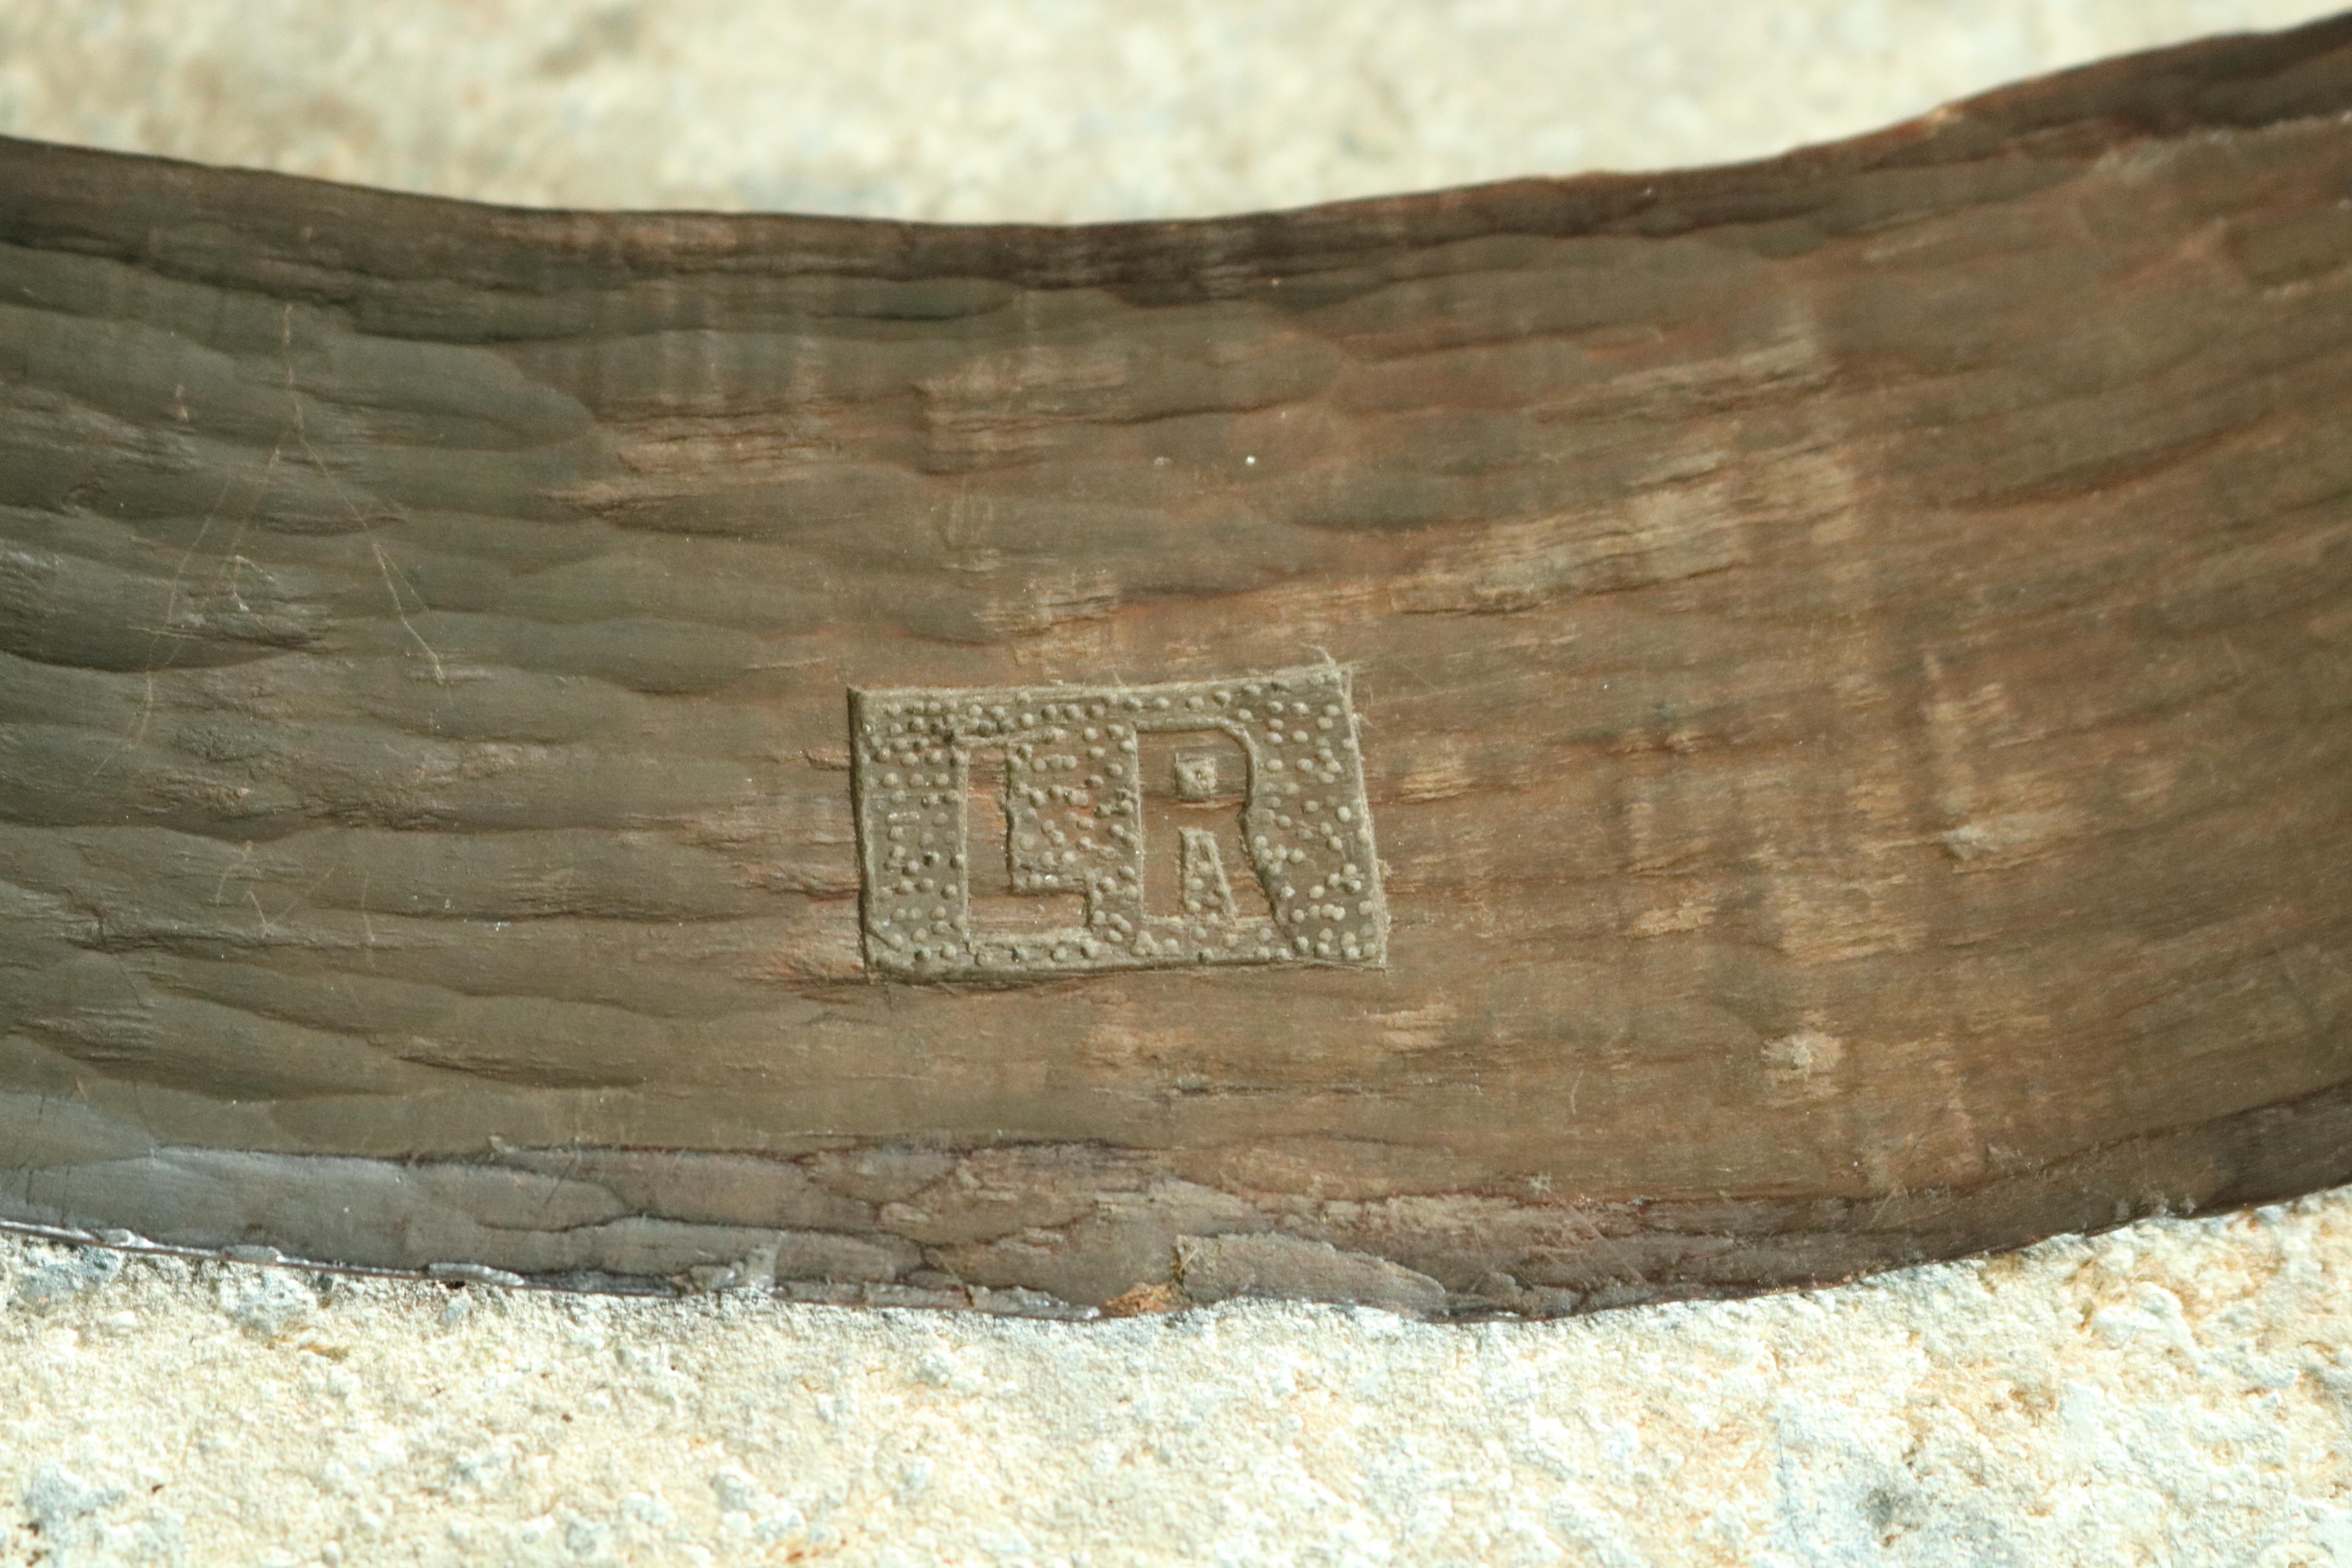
left=2, top=18, right=2350, bottom=1313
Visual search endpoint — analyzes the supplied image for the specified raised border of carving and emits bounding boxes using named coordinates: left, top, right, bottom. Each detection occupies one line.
left=850, top=666, right=1387, bottom=981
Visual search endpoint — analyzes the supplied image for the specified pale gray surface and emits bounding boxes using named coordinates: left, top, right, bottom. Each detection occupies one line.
left=2, top=2, right=2349, bottom=1563
left=5, top=1204, right=2352, bottom=1565
left=0, top=0, right=2342, bottom=220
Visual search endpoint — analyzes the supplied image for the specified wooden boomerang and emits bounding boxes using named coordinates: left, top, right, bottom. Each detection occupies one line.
left=2, top=18, right=2348, bottom=1316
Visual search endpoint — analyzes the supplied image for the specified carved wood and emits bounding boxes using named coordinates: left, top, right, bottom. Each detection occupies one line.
left=3, top=18, right=2350, bottom=1314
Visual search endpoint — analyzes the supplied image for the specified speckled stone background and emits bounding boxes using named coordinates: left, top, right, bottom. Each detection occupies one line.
left=3, top=3, right=2349, bottom=1563
left=4, top=0, right=2346, bottom=221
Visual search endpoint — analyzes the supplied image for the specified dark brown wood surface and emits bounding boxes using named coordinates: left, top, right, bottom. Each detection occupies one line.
left=3, top=18, right=2350, bottom=1314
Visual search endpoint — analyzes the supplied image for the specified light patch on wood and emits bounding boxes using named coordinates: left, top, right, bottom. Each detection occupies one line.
left=1631, top=900, right=1714, bottom=938
left=1394, top=740, right=1473, bottom=803
left=1767, top=881, right=1927, bottom=964
left=1372, top=1000, right=1460, bottom=1053
left=1941, top=806, right=2093, bottom=867
left=1761, top=1024, right=1845, bottom=1102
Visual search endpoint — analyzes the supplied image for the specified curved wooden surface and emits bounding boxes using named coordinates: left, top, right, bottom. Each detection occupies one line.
left=2, top=18, right=2350, bottom=1314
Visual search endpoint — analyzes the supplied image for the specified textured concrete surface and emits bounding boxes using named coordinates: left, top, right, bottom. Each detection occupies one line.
left=0, top=1, right=2341, bottom=220
left=5, top=1200, right=2352, bottom=1565
left=3, top=1, right=2350, bottom=1562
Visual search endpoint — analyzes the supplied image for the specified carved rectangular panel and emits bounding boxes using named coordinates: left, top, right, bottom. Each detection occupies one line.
left=851, top=666, right=1386, bottom=980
